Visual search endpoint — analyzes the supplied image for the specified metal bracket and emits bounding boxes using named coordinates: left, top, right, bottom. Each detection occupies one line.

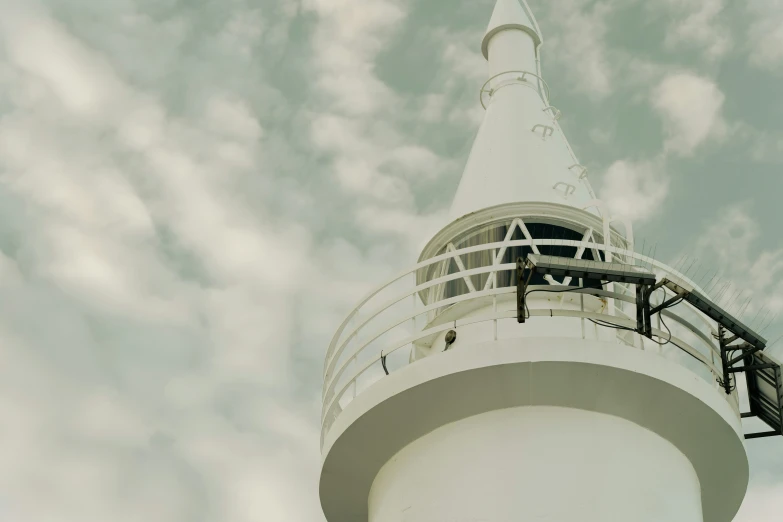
left=542, top=106, right=562, bottom=120
left=516, top=257, right=534, bottom=323
left=479, top=70, right=551, bottom=110
left=568, top=164, right=589, bottom=179
left=636, top=279, right=687, bottom=341
left=716, top=325, right=770, bottom=394
left=532, top=124, right=554, bottom=139
left=516, top=256, right=782, bottom=440
left=552, top=182, right=575, bottom=198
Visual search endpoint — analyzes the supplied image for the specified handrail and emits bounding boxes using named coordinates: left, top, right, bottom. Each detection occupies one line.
left=321, top=300, right=725, bottom=432
left=324, top=285, right=514, bottom=403
left=324, top=262, right=515, bottom=382
left=480, top=70, right=551, bottom=109
left=320, top=239, right=728, bottom=443
left=323, top=283, right=720, bottom=406
left=324, top=275, right=516, bottom=392
left=326, top=238, right=709, bottom=368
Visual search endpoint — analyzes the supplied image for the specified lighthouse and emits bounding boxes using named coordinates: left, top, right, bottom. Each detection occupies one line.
left=318, top=1, right=782, bottom=521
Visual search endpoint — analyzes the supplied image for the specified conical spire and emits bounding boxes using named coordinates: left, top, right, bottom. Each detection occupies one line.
left=449, top=0, right=596, bottom=222
left=481, top=0, right=541, bottom=59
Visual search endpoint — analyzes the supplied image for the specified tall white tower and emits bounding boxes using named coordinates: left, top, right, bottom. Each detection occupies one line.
left=319, top=1, right=780, bottom=521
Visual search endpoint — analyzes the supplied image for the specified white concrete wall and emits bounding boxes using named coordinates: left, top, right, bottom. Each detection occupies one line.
left=369, top=406, right=704, bottom=522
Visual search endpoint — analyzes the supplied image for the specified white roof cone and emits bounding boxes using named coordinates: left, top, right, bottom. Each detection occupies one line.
left=319, top=5, right=753, bottom=522
left=449, top=0, right=597, bottom=222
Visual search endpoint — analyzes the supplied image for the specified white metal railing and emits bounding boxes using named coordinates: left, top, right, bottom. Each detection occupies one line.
left=321, top=239, right=738, bottom=445
left=480, top=70, right=551, bottom=110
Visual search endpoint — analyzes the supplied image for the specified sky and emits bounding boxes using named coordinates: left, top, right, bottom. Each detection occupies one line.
left=0, top=0, right=782, bottom=520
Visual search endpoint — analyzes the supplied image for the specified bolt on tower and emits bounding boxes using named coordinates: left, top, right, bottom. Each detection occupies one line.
left=319, top=1, right=782, bottom=521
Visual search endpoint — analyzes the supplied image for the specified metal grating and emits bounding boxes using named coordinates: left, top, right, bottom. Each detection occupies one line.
left=745, top=350, right=783, bottom=438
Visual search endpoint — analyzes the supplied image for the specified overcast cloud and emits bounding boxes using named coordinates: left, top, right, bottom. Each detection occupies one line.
left=0, top=0, right=781, bottom=520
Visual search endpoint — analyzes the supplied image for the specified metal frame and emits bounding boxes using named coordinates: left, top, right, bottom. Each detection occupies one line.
left=321, top=285, right=724, bottom=445
left=514, top=255, right=783, bottom=441
left=742, top=348, right=783, bottom=439
left=322, top=234, right=735, bottom=445
left=517, top=253, right=662, bottom=338
left=515, top=253, right=783, bottom=442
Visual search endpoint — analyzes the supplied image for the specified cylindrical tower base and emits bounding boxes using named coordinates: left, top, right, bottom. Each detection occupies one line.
left=370, top=406, right=703, bottom=522
left=319, top=340, right=748, bottom=522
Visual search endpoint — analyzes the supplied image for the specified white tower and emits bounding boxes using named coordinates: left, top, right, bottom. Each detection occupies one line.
left=319, top=1, right=768, bottom=521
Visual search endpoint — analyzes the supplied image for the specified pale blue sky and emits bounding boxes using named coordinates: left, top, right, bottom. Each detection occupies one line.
left=0, top=0, right=781, bottom=520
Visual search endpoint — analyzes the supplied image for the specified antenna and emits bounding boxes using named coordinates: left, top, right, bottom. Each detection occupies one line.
left=737, top=297, right=753, bottom=320
left=650, top=243, right=658, bottom=273
left=731, top=288, right=745, bottom=315
left=673, top=254, right=688, bottom=273
left=640, top=238, right=647, bottom=270
left=714, top=281, right=730, bottom=302
left=701, top=270, right=717, bottom=293
left=754, top=309, right=771, bottom=330
left=768, top=332, right=783, bottom=349
left=760, top=313, right=780, bottom=334
left=748, top=306, right=764, bottom=329
left=683, top=257, right=698, bottom=278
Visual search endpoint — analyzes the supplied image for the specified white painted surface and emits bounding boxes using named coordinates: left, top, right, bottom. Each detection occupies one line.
left=449, top=1, right=595, bottom=222
left=319, top=340, right=747, bottom=522
left=486, top=29, right=538, bottom=79
left=369, top=406, right=703, bottom=522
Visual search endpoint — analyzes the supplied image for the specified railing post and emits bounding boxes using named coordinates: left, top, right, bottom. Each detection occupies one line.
left=493, top=295, right=498, bottom=341
left=411, top=272, right=417, bottom=358
left=579, top=279, right=585, bottom=339
left=350, top=356, right=357, bottom=399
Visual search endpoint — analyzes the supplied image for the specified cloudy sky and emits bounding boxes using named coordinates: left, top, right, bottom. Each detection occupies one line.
left=0, top=0, right=782, bottom=520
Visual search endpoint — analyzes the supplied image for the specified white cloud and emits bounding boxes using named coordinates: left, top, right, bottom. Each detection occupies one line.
left=205, top=96, right=264, bottom=142
left=0, top=2, right=127, bottom=118
left=654, top=0, right=731, bottom=60
left=304, top=0, right=406, bottom=116
left=735, top=481, right=783, bottom=522
left=414, top=28, right=486, bottom=127
left=355, top=205, right=448, bottom=253
left=305, top=0, right=409, bottom=202
left=746, top=0, right=783, bottom=71
left=440, top=30, right=487, bottom=83
left=652, top=72, right=727, bottom=156
left=589, top=127, right=613, bottom=144
left=0, top=1, right=778, bottom=522
left=0, top=2, right=336, bottom=521
left=383, top=144, right=449, bottom=180
left=0, top=0, right=463, bottom=519
left=750, top=132, right=783, bottom=163
left=599, top=72, right=728, bottom=224
left=303, top=0, right=457, bottom=251
left=601, top=158, right=669, bottom=222
left=538, top=0, right=615, bottom=99
left=692, top=203, right=783, bottom=319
